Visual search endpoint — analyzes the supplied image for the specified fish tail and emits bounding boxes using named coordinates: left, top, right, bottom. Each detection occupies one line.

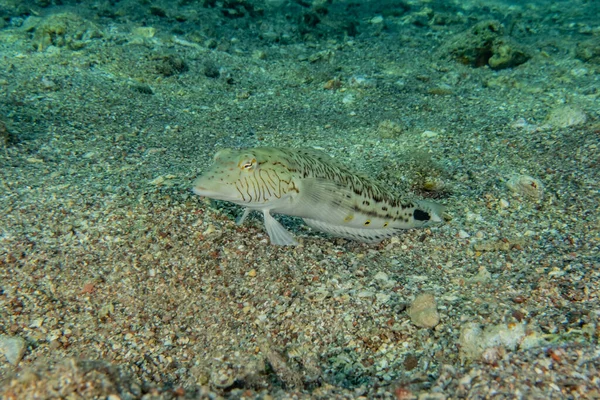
left=416, top=200, right=445, bottom=223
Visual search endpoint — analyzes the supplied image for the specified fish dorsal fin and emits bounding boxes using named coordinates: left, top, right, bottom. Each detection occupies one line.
left=294, top=147, right=334, bottom=159
left=288, top=148, right=353, bottom=170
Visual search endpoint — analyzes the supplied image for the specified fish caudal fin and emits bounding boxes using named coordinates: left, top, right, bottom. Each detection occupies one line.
left=415, top=200, right=445, bottom=224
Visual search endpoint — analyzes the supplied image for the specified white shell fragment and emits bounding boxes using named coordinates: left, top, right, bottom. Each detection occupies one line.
left=0, top=335, right=27, bottom=366
left=544, top=105, right=587, bottom=128
left=459, top=322, right=533, bottom=363
left=506, top=175, right=544, bottom=200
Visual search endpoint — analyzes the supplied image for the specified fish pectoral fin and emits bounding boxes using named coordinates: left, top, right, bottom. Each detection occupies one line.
left=297, top=178, right=359, bottom=223
left=263, top=210, right=298, bottom=246
left=236, top=208, right=251, bottom=225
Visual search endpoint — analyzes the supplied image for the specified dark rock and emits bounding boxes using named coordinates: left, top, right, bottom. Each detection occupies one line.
left=439, top=20, right=531, bottom=70
left=156, top=55, right=188, bottom=77
left=576, top=38, right=600, bottom=64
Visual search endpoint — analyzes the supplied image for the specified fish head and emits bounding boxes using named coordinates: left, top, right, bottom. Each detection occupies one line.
left=193, top=148, right=296, bottom=206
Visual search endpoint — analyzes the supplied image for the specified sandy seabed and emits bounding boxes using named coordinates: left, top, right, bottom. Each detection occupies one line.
left=0, top=0, right=599, bottom=398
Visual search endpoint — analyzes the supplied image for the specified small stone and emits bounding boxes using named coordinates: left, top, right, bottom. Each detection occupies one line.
left=149, top=175, right=166, bottom=185
left=458, top=230, right=470, bottom=239
left=98, top=303, right=114, bottom=318
left=374, top=271, right=389, bottom=282
left=202, top=224, right=216, bottom=235
left=471, top=266, right=492, bottom=283
left=376, top=293, right=391, bottom=304
left=248, top=269, right=257, bottom=277
left=342, top=94, right=355, bottom=104
left=252, top=50, right=266, bottom=60
left=30, top=318, right=44, bottom=328
left=421, top=130, right=439, bottom=138
left=465, top=212, right=482, bottom=222
left=357, top=290, right=375, bottom=298
left=408, top=293, right=440, bottom=328
left=499, top=199, right=509, bottom=208
left=0, top=335, right=27, bottom=365
left=377, top=120, right=403, bottom=138
left=323, top=78, right=342, bottom=90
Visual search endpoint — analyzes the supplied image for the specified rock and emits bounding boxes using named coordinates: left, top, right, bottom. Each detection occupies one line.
left=30, top=12, right=103, bottom=51
left=576, top=38, right=600, bottom=64
left=155, top=55, right=188, bottom=77
left=439, top=20, right=530, bottom=70
left=377, top=120, right=404, bottom=138
left=488, top=39, right=531, bottom=70
left=0, top=119, right=11, bottom=147
left=0, top=335, right=27, bottom=366
left=408, top=293, right=440, bottom=328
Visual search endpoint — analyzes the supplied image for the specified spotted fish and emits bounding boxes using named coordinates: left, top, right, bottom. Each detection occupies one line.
left=192, top=147, right=444, bottom=245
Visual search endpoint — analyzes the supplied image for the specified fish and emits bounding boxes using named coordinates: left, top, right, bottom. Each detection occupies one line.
left=192, top=147, right=445, bottom=246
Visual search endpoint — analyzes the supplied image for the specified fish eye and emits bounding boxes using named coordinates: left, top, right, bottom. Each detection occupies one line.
left=240, top=158, right=257, bottom=170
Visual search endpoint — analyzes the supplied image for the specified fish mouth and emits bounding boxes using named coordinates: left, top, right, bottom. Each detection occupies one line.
left=192, top=186, right=207, bottom=196
left=192, top=185, right=236, bottom=202
left=192, top=186, right=219, bottom=198
left=192, top=178, right=214, bottom=196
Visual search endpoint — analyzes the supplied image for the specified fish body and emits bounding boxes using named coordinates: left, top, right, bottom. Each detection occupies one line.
left=193, top=147, right=444, bottom=245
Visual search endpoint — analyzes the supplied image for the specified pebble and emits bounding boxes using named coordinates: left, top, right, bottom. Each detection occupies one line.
left=421, top=130, right=439, bottom=138
left=373, top=271, right=389, bottom=282
left=357, top=290, right=375, bottom=298
left=149, top=175, right=166, bottom=185
left=370, top=15, right=384, bottom=24
left=202, top=224, right=216, bottom=235
left=132, top=26, right=156, bottom=38
left=471, top=266, right=492, bottom=283
left=458, top=230, right=470, bottom=239
left=465, top=212, right=482, bottom=222
left=30, top=318, right=44, bottom=328
left=376, top=293, right=391, bottom=304
left=0, top=335, right=27, bottom=366
left=342, top=94, right=355, bottom=105
left=408, top=293, right=440, bottom=328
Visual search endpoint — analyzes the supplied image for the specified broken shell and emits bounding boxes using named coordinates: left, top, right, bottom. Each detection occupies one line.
left=506, top=175, right=544, bottom=199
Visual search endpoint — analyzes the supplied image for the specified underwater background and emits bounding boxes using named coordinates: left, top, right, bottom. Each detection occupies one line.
left=0, top=0, right=599, bottom=398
